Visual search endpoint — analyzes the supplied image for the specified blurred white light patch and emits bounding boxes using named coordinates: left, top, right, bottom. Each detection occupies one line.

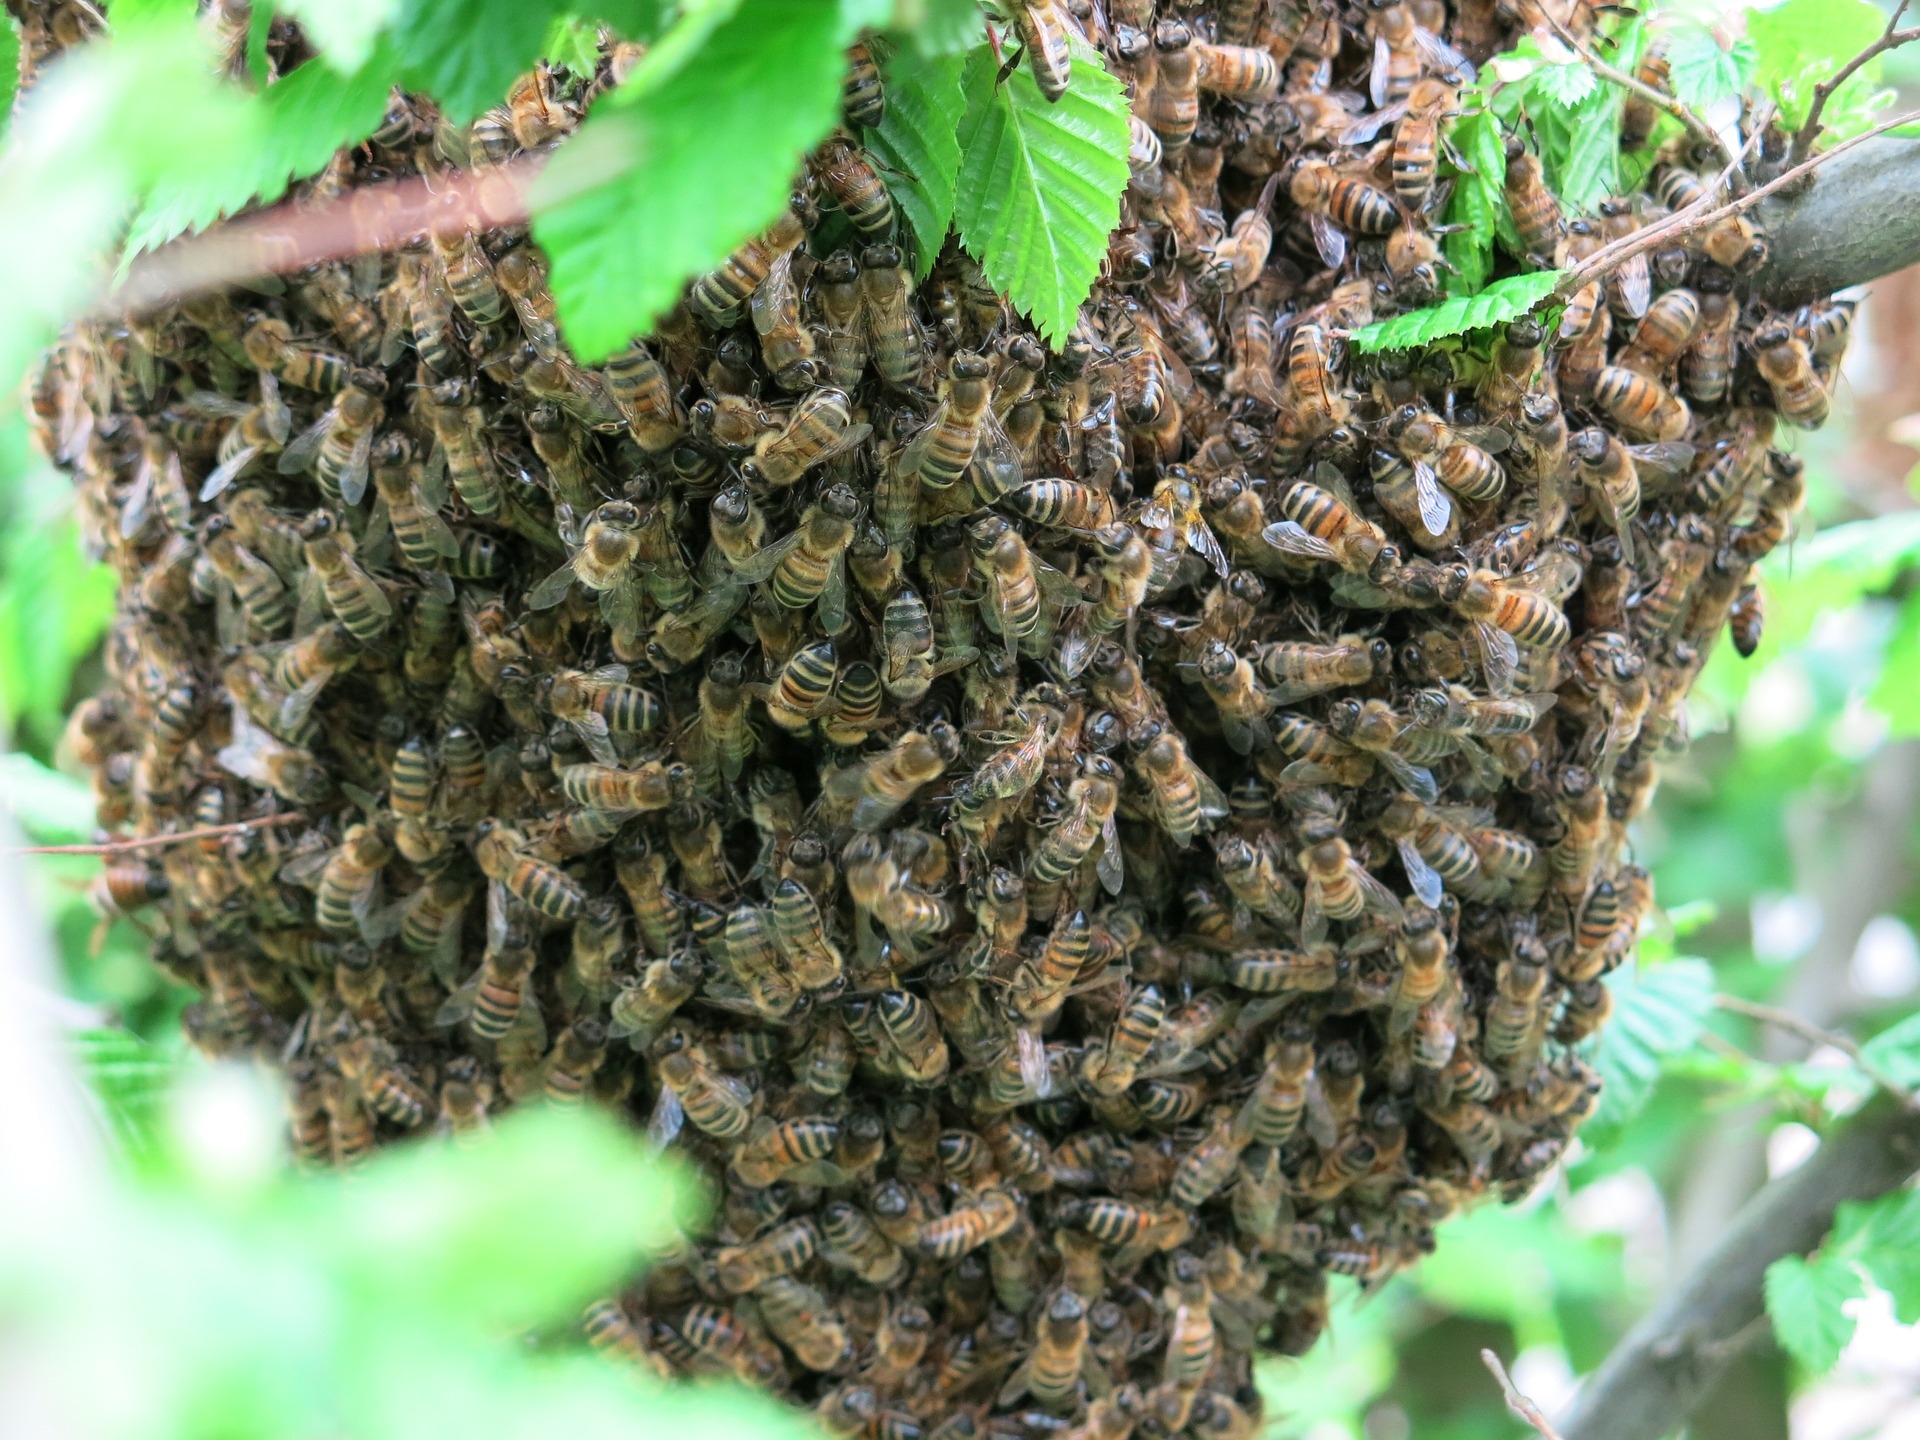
left=1304, top=1421, right=1356, bottom=1440
left=1752, top=891, right=1823, bottom=965
left=1851, top=915, right=1920, bottom=998
left=1511, top=1347, right=1576, bottom=1422
left=171, top=1061, right=284, bottom=1196
left=1564, top=1168, right=1667, bottom=1291
left=1792, top=1287, right=1920, bottom=1440
left=1829, top=695, right=1891, bottom=761
left=1767, top=1121, right=1821, bottom=1178
left=1363, top=1403, right=1410, bottom=1440
left=1738, top=659, right=1816, bottom=746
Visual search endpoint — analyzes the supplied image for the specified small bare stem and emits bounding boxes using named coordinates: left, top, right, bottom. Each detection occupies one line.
left=16, top=813, right=307, bottom=857
left=1714, top=993, right=1919, bottom=1110
left=1482, top=1349, right=1568, bottom=1440
left=1791, top=0, right=1920, bottom=166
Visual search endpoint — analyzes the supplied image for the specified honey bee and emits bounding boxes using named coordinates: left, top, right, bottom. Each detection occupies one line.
left=860, top=243, right=924, bottom=389
left=189, top=375, right=293, bottom=502
left=735, top=481, right=861, bottom=634
left=242, top=316, right=351, bottom=393
left=745, top=389, right=873, bottom=492
left=1503, top=139, right=1563, bottom=266
left=843, top=39, right=885, bottom=127
left=812, top=135, right=895, bottom=241
left=1591, top=364, right=1691, bottom=442
left=1753, top=322, right=1830, bottom=428
left=298, top=510, right=392, bottom=642
left=426, top=378, right=503, bottom=518
left=1132, top=722, right=1230, bottom=847
left=1290, top=160, right=1398, bottom=269
left=471, top=818, right=588, bottom=921
left=1261, top=478, right=1392, bottom=576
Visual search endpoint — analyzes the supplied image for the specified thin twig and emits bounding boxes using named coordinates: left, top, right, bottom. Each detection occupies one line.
left=1554, top=104, right=1920, bottom=301
left=1714, top=993, right=1918, bottom=1109
left=1481, top=1349, right=1568, bottom=1440
left=1791, top=0, right=1920, bottom=165
left=14, top=813, right=306, bottom=856
left=1537, top=11, right=1733, bottom=178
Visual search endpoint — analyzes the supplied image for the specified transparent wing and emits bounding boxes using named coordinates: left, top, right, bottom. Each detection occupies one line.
left=419, top=446, right=450, bottom=511
left=198, top=444, right=261, bottom=502
left=1097, top=815, right=1125, bottom=895
left=182, top=390, right=253, bottom=420
left=338, top=429, right=375, bottom=507
left=1355, top=865, right=1406, bottom=924
left=1474, top=621, right=1518, bottom=695
left=1413, top=25, right=1473, bottom=75
left=1456, top=424, right=1511, bottom=455
left=568, top=714, right=620, bottom=767
left=1627, top=441, right=1697, bottom=487
left=1592, top=483, right=1637, bottom=567
left=1413, top=460, right=1453, bottom=538
left=1376, top=750, right=1438, bottom=803
left=817, top=553, right=849, bottom=636
left=1369, top=33, right=1393, bottom=109
left=277, top=412, right=335, bottom=475
left=120, top=454, right=154, bottom=538
left=434, top=967, right=482, bottom=1026
left=729, top=530, right=804, bottom=585
left=526, top=557, right=580, bottom=611
left=1612, top=256, right=1651, bottom=318
left=648, top=1081, right=685, bottom=1149
left=1339, top=102, right=1403, bottom=147
left=1035, top=557, right=1089, bottom=606
left=1261, top=519, right=1338, bottom=562
left=1186, top=518, right=1232, bottom=579
left=1309, top=212, right=1348, bottom=271
left=1396, top=837, right=1445, bottom=909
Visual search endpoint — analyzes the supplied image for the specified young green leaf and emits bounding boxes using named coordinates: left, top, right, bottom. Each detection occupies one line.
left=1554, top=84, right=1621, bottom=215
left=1348, top=270, right=1565, bottom=353
left=1441, top=103, right=1506, bottom=296
left=391, top=0, right=575, bottom=124
left=1765, top=1252, right=1862, bottom=1373
left=865, top=49, right=966, bottom=280
left=893, top=0, right=987, bottom=55
left=69, top=1027, right=177, bottom=1164
left=1529, top=58, right=1597, bottom=109
left=532, top=0, right=851, bottom=361
left=1666, top=26, right=1755, bottom=111
left=952, top=35, right=1130, bottom=346
left=1858, top=1010, right=1920, bottom=1091
left=1840, top=1191, right=1920, bottom=1325
left=1583, top=957, right=1714, bottom=1132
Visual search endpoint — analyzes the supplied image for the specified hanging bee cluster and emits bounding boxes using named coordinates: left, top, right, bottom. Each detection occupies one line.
left=33, top=1, right=1851, bottom=1436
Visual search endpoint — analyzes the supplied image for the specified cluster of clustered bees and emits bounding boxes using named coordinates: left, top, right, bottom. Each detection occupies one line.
left=25, top=0, right=1852, bottom=1436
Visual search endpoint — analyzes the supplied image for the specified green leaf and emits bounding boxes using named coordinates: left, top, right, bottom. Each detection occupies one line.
left=1666, top=27, right=1754, bottom=111
left=603, top=0, right=747, bottom=101
left=1766, top=1253, right=1862, bottom=1373
left=0, top=14, right=17, bottom=129
left=1441, top=102, right=1505, bottom=296
left=1584, top=957, right=1714, bottom=1132
left=127, top=48, right=398, bottom=252
left=1349, top=270, right=1564, bottom=353
left=532, top=0, right=851, bottom=361
left=306, top=1107, right=698, bottom=1329
left=1873, top=587, right=1920, bottom=736
left=865, top=49, right=965, bottom=279
left=892, top=0, right=985, bottom=55
left=1859, top=1011, right=1920, bottom=1091
left=1554, top=83, right=1621, bottom=215
left=69, top=1027, right=177, bottom=1164
left=391, top=0, right=571, bottom=124
left=1749, top=0, right=1892, bottom=135
left=1839, top=1192, right=1920, bottom=1324
left=952, top=36, right=1130, bottom=345
left=275, top=0, right=398, bottom=71
left=0, top=752, right=98, bottom=841
left=1530, top=58, right=1596, bottom=109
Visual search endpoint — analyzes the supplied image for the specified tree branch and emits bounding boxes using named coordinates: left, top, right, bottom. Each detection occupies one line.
left=1713, top=993, right=1919, bottom=1109
left=1558, top=1095, right=1920, bottom=1440
left=1755, top=134, right=1920, bottom=308
left=1790, top=0, right=1920, bottom=166
left=1535, top=12, right=1735, bottom=180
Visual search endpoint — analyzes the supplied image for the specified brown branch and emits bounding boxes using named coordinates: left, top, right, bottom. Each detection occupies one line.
left=1554, top=105, right=1920, bottom=303
left=1790, top=0, right=1920, bottom=166
left=1714, top=993, right=1918, bottom=1109
left=1559, top=1094, right=1920, bottom=1440
left=1536, top=11, right=1735, bottom=179
left=15, top=812, right=306, bottom=856
left=1482, top=1349, right=1568, bottom=1440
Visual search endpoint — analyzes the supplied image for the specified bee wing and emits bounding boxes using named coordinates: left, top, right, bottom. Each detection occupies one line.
left=1194, top=766, right=1232, bottom=822
left=974, top=409, right=1025, bottom=500
left=1626, top=441, right=1696, bottom=487
left=597, top=576, right=643, bottom=637
left=1097, top=815, right=1126, bottom=895
left=1301, top=889, right=1328, bottom=950
left=1453, top=733, right=1505, bottom=790
left=1412, top=460, right=1453, bottom=538
left=1369, top=33, right=1394, bottom=109
left=419, top=506, right=462, bottom=558
left=1395, top=837, right=1446, bottom=909
left=182, top=390, right=253, bottom=420
left=277, top=412, right=334, bottom=475
left=731, top=529, right=804, bottom=585
left=198, top=443, right=261, bottom=502
left=1309, top=213, right=1348, bottom=271
left=569, top=714, right=620, bottom=767
left=750, top=248, right=798, bottom=336
left=1611, top=256, right=1651, bottom=318
left=434, top=967, right=483, bottom=1026
left=419, top=445, right=451, bottom=512
left=1413, top=25, right=1473, bottom=75
left=1035, top=558, right=1089, bottom=607
left=120, top=454, right=155, bottom=538
left=1054, top=621, right=1095, bottom=680
left=359, top=573, right=395, bottom=621
left=1260, top=519, right=1338, bottom=563
left=1516, top=546, right=1584, bottom=600
left=813, top=422, right=875, bottom=472
left=1340, top=99, right=1404, bottom=147
left=1265, top=676, right=1340, bottom=705
left=647, top=1081, right=686, bottom=1149
left=277, top=672, right=333, bottom=734
left=294, top=569, right=327, bottom=637
left=1376, top=749, right=1438, bottom=803
left=526, top=556, right=581, bottom=611
left=505, top=989, right=548, bottom=1053
left=818, top=552, right=850, bottom=636
left=279, top=844, right=334, bottom=885
left=1456, top=424, right=1512, bottom=456
left=1016, top=1026, right=1053, bottom=1097
left=1355, top=865, right=1406, bottom=924
left=338, top=429, right=375, bottom=506
left=1186, top=519, right=1232, bottom=579
left=1473, top=620, right=1518, bottom=695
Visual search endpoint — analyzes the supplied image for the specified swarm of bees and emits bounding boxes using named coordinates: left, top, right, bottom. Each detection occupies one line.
left=31, top=0, right=1850, bottom=1436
